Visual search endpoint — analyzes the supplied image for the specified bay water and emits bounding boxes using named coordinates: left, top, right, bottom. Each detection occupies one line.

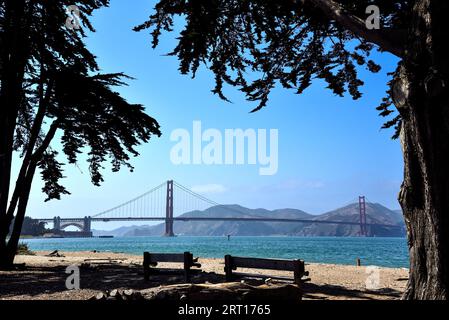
left=22, top=236, right=409, bottom=268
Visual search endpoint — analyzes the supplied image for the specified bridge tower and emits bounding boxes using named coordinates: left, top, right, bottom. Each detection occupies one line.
left=358, top=196, right=367, bottom=236
left=53, top=216, right=61, bottom=233
left=83, top=216, right=91, bottom=233
left=165, top=180, right=175, bottom=237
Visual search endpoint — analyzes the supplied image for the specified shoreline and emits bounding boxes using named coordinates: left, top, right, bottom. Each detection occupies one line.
left=20, top=250, right=410, bottom=270
left=21, top=235, right=408, bottom=238
left=18, top=249, right=409, bottom=270
left=0, top=250, right=409, bottom=300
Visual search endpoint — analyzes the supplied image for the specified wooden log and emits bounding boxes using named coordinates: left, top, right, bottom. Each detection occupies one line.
left=91, top=292, right=106, bottom=300
left=83, top=258, right=127, bottom=262
left=140, top=282, right=302, bottom=301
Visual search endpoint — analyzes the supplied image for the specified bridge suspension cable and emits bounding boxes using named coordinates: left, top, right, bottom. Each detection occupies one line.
left=91, top=179, right=260, bottom=219
left=172, top=181, right=263, bottom=218
left=92, top=182, right=167, bottom=218
left=92, top=180, right=226, bottom=219
left=172, top=181, right=219, bottom=216
left=90, top=180, right=392, bottom=236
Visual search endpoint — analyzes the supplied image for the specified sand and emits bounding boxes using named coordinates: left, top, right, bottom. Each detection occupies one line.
left=0, top=251, right=409, bottom=300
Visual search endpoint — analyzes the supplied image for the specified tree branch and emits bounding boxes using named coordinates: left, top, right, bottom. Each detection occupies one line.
left=30, top=120, right=60, bottom=163
left=6, top=80, right=53, bottom=218
left=306, top=0, right=406, bottom=57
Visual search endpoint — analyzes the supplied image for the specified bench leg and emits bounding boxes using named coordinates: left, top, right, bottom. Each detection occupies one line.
left=143, top=252, right=150, bottom=281
left=184, top=252, right=191, bottom=282
left=293, top=260, right=304, bottom=286
left=224, top=255, right=233, bottom=282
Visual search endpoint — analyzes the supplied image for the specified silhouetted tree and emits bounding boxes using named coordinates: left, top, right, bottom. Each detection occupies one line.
left=16, top=217, right=48, bottom=236
left=0, top=0, right=161, bottom=268
left=136, top=0, right=448, bottom=299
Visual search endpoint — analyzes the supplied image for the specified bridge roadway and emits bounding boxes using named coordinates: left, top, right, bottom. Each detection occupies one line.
left=37, top=216, right=402, bottom=229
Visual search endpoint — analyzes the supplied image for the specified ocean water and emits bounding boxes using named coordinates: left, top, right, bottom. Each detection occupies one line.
left=22, top=236, right=409, bottom=268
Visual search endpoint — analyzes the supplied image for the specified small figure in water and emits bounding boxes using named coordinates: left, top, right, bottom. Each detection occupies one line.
left=227, top=234, right=231, bottom=241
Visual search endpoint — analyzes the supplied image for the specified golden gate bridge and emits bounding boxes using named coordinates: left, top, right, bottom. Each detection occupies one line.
left=36, top=180, right=402, bottom=237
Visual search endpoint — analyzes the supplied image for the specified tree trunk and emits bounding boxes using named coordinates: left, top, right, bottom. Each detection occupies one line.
left=0, top=0, right=30, bottom=269
left=0, top=0, right=28, bottom=267
left=3, top=165, right=37, bottom=267
left=393, top=0, right=449, bottom=300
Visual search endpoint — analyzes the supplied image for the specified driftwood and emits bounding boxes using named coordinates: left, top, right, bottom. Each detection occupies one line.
left=2, top=263, right=26, bottom=271
left=141, top=282, right=302, bottom=301
left=46, top=250, right=65, bottom=257
left=90, top=289, right=144, bottom=301
left=91, top=282, right=301, bottom=301
left=83, top=258, right=127, bottom=264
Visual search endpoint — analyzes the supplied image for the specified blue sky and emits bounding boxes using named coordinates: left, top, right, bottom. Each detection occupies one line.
left=20, top=0, right=403, bottom=229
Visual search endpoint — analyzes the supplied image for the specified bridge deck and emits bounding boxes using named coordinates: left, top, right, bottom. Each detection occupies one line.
left=35, top=181, right=403, bottom=236
left=37, top=216, right=401, bottom=228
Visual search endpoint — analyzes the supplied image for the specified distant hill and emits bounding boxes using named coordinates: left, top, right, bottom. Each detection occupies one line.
left=92, top=226, right=142, bottom=237
left=294, top=203, right=405, bottom=237
left=93, top=203, right=405, bottom=237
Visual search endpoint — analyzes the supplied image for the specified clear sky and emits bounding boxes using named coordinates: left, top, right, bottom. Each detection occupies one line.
left=20, top=0, right=403, bottom=230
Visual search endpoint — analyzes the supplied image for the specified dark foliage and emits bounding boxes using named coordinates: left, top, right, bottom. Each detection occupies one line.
left=2, top=0, right=161, bottom=200
left=135, top=0, right=411, bottom=135
left=16, top=242, right=35, bottom=255
left=17, top=217, right=48, bottom=236
left=0, top=0, right=161, bottom=265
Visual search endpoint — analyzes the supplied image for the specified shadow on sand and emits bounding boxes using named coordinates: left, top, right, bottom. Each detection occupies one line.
left=0, top=263, right=403, bottom=300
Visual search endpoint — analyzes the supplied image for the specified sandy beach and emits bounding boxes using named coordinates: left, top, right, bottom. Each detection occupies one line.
left=0, top=251, right=409, bottom=300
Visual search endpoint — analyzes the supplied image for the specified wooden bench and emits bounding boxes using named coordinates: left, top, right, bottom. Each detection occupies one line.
left=224, top=255, right=306, bottom=285
left=143, top=252, right=201, bottom=282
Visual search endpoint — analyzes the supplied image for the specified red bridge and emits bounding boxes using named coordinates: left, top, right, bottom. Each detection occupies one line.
left=37, top=180, right=402, bottom=237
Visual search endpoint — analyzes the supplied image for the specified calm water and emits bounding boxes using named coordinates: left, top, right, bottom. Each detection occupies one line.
left=22, top=236, right=409, bottom=268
